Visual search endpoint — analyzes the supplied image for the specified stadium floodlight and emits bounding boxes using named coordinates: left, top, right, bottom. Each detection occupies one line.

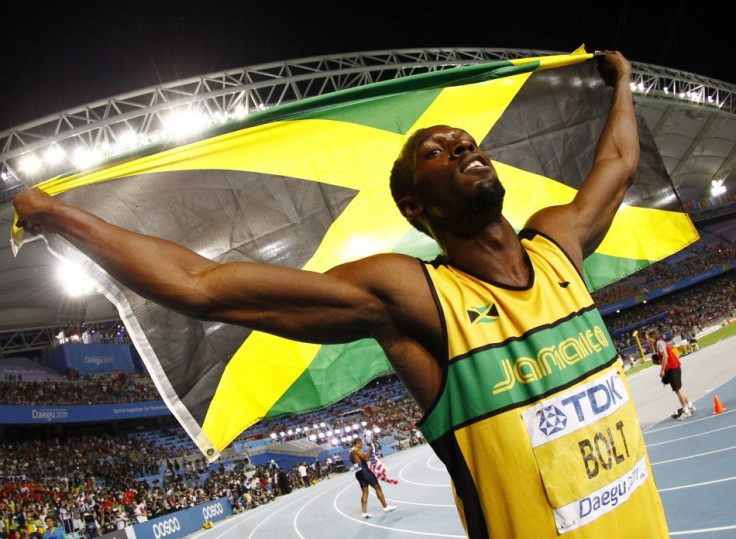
left=57, top=260, right=96, bottom=297
left=162, top=109, right=211, bottom=139
left=19, top=154, right=41, bottom=175
left=44, top=145, right=65, bottom=166
left=72, top=147, right=104, bottom=170
left=712, top=179, right=727, bottom=196
left=232, top=104, right=248, bottom=120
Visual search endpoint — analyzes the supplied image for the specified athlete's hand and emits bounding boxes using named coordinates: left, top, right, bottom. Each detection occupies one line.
left=596, top=50, right=632, bottom=87
left=13, top=188, right=59, bottom=235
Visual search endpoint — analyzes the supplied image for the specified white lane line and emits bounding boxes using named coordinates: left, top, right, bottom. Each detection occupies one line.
left=426, top=455, right=447, bottom=472
left=650, top=444, right=736, bottom=465
left=294, top=479, right=350, bottom=539
left=644, top=409, right=735, bottom=435
left=670, top=524, right=736, bottom=535
left=385, top=497, right=455, bottom=508
left=332, top=481, right=465, bottom=537
left=397, top=450, right=451, bottom=487
left=657, top=475, right=736, bottom=492
left=646, top=424, right=736, bottom=447
left=245, top=494, right=316, bottom=539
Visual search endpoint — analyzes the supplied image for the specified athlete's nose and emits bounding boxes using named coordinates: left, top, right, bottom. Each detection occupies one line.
left=451, top=140, right=475, bottom=157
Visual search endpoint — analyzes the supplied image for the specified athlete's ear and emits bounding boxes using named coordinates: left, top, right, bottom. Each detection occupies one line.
left=398, top=196, right=424, bottom=221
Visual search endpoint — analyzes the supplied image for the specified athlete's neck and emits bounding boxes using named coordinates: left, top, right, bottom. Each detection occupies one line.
left=443, top=217, right=530, bottom=287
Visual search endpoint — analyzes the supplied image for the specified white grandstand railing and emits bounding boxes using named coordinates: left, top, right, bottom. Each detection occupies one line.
left=1, top=48, right=734, bottom=203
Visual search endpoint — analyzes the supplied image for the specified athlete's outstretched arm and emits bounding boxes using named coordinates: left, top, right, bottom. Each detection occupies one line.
left=526, top=51, right=638, bottom=269
left=12, top=188, right=406, bottom=344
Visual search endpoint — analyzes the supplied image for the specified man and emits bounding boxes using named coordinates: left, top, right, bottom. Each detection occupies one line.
left=297, top=463, right=310, bottom=488
left=647, top=329, right=695, bottom=420
left=14, top=51, right=668, bottom=537
left=348, top=438, right=396, bottom=518
left=113, top=507, right=128, bottom=530
left=132, top=498, right=147, bottom=524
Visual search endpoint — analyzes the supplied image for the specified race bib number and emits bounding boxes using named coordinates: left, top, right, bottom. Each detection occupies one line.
left=521, top=366, right=648, bottom=533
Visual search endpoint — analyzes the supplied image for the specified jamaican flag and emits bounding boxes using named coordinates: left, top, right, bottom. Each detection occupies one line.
left=12, top=47, right=697, bottom=460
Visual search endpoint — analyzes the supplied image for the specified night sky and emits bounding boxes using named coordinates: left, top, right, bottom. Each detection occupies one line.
left=1, top=0, right=733, bottom=132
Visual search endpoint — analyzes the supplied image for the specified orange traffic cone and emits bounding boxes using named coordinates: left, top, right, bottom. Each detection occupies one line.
left=713, top=395, right=727, bottom=415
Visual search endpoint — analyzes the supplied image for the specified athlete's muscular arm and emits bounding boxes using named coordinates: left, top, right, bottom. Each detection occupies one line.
left=526, top=51, right=638, bottom=271
left=12, top=188, right=418, bottom=344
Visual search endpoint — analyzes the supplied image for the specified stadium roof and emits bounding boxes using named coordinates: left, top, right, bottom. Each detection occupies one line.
left=0, top=48, right=734, bottom=353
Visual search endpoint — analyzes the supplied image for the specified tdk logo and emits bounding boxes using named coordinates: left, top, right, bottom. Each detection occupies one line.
left=560, top=378, right=624, bottom=422
left=538, top=405, right=568, bottom=436
left=524, top=370, right=630, bottom=447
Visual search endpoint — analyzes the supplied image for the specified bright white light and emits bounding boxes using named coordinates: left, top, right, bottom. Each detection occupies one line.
left=118, top=131, right=139, bottom=149
left=711, top=179, right=727, bottom=196
left=270, top=432, right=277, bottom=439
left=234, top=105, right=247, bottom=119
left=162, top=109, right=210, bottom=138
left=72, top=147, right=104, bottom=170
left=57, top=261, right=96, bottom=297
left=19, top=154, right=42, bottom=174
left=44, top=145, right=65, bottom=165
left=309, top=434, right=316, bottom=441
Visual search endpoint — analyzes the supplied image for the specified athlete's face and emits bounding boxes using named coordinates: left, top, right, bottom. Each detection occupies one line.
left=412, top=126, right=505, bottom=236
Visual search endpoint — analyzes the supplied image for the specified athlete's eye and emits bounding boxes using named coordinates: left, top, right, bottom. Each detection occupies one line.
left=426, top=148, right=441, bottom=159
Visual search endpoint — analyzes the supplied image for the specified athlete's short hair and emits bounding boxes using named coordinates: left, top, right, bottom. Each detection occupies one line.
left=389, top=127, right=433, bottom=236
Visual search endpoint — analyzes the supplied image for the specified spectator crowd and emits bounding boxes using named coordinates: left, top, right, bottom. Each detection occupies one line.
left=0, top=378, right=423, bottom=538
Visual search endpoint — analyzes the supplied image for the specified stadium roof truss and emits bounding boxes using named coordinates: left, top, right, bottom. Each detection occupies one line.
left=1, top=48, right=734, bottom=208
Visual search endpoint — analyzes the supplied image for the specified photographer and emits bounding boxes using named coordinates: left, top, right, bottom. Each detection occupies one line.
left=647, top=329, right=696, bottom=420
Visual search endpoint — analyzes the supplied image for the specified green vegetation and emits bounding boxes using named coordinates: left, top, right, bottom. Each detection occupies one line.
left=626, top=361, right=653, bottom=376
left=697, top=322, right=736, bottom=348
